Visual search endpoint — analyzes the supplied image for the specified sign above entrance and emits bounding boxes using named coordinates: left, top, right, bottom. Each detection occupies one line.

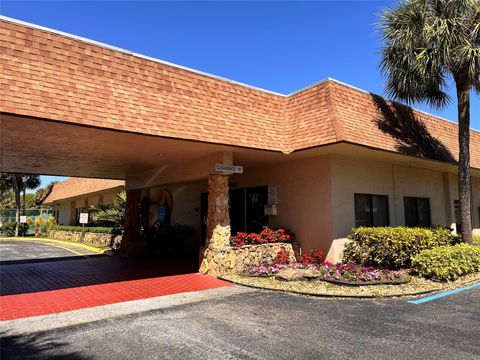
left=79, top=213, right=89, bottom=224
left=215, top=164, right=243, bottom=174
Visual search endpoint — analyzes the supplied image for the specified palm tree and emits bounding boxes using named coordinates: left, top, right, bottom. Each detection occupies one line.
left=89, top=191, right=126, bottom=228
left=0, top=173, right=23, bottom=236
left=0, top=173, right=41, bottom=236
left=379, top=0, right=479, bottom=243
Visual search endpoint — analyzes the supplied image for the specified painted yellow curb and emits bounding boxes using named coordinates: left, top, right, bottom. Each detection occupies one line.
left=0, top=237, right=110, bottom=254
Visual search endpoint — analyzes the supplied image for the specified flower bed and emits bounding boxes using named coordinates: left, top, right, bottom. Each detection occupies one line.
left=221, top=272, right=480, bottom=298
left=247, top=262, right=409, bottom=286
left=230, top=227, right=294, bottom=247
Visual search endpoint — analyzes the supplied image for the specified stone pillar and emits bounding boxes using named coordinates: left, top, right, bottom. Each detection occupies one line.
left=120, top=189, right=145, bottom=257
left=206, top=174, right=231, bottom=249
left=199, top=174, right=231, bottom=275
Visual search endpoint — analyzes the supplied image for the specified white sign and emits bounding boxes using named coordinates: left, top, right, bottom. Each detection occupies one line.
left=20, top=215, right=27, bottom=224
left=215, top=163, right=243, bottom=174
left=79, top=213, right=89, bottom=224
left=268, top=186, right=278, bottom=205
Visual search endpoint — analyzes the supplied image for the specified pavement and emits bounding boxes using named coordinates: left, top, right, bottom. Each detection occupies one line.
left=1, top=240, right=479, bottom=359
left=1, top=285, right=479, bottom=360
left=0, top=239, right=97, bottom=263
left=0, top=240, right=231, bottom=320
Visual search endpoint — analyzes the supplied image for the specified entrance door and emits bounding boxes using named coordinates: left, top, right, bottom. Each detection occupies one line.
left=200, top=186, right=269, bottom=244
left=230, top=186, right=268, bottom=234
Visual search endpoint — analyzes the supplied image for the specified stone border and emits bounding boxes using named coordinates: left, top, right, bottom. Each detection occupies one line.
left=219, top=276, right=439, bottom=299
left=219, top=275, right=480, bottom=299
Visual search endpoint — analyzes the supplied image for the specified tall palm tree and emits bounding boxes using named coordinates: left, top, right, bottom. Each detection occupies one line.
left=0, top=173, right=23, bottom=236
left=379, top=0, right=480, bottom=243
left=0, top=173, right=41, bottom=236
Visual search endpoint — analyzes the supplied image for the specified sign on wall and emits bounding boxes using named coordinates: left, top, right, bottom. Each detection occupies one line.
left=215, top=163, right=243, bottom=174
left=79, top=213, right=89, bottom=224
left=268, top=186, right=278, bottom=205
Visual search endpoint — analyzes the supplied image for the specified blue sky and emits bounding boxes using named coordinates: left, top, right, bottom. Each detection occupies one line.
left=2, top=0, right=479, bottom=189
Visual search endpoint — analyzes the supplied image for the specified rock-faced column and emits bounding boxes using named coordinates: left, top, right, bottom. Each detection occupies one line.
left=200, top=174, right=231, bottom=275
left=121, top=189, right=144, bottom=257
left=206, top=174, right=231, bottom=249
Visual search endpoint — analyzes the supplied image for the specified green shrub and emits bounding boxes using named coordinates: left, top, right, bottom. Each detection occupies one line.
left=343, top=226, right=459, bottom=269
left=473, top=235, right=480, bottom=246
left=0, top=221, right=17, bottom=237
left=411, top=244, right=480, bottom=281
left=52, top=225, right=122, bottom=235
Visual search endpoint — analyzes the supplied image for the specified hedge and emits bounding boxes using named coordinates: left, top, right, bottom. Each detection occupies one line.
left=52, top=225, right=122, bottom=235
left=343, top=226, right=460, bottom=269
left=0, top=221, right=17, bottom=237
left=411, top=243, right=480, bottom=281
left=474, top=235, right=480, bottom=246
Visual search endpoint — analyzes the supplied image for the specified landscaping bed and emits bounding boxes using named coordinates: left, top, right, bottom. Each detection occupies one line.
left=222, top=272, right=480, bottom=298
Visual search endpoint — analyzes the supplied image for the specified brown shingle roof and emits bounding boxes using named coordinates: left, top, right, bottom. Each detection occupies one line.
left=1, top=17, right=479, bottom=169
left=43, top=178, right=124, bottom=204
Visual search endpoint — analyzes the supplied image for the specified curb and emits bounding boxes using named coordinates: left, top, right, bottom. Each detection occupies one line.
left=0, top=237, right=111, bottom=255
left=218, top=276, right=480, bottom=299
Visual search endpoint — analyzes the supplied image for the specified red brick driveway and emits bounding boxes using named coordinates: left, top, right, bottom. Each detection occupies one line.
left=0, top=241, right=231, bottom=321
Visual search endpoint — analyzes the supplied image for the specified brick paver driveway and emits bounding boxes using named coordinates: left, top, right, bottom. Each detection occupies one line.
left=0, top=240, right=230, bottom=320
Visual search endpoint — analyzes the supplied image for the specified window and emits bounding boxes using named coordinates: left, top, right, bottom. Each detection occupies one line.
left=354, top=194, right=389, bottom=227
left=404, top=197, right=431, bottom=227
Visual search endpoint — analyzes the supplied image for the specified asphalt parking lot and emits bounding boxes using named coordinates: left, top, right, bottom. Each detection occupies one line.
left=2, top=283, right=479, bottom=359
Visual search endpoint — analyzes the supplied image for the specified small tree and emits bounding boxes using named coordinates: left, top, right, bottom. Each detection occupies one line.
left=379, top=0, right=480, bottom=243
left=89, top=191, right=126, bottom=228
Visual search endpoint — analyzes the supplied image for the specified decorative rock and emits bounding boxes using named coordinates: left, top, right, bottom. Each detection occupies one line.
left=302, top=268, right=320, bottom=280
left=275, top=268, right=304, bottom=282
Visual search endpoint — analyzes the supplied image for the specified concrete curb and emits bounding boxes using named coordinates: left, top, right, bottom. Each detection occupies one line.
left=0, top=237, right=111, bottom=255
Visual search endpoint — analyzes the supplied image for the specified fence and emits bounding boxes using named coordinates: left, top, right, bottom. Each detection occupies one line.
left=0, top=208, right=53, bottom=236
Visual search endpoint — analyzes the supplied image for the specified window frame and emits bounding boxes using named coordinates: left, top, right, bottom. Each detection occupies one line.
left=354, top=193, right=390, bottom=228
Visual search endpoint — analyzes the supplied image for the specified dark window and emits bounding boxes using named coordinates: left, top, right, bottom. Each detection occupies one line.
left=229, top=187, right=268, bottom=234
left=354, top=194, right=389, bottom=227
left=404, top=197, right=431, bottom=227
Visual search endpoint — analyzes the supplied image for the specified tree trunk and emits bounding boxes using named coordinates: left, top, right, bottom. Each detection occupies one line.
left=12, top=175, right=21, bottom=237
left=22, top=184, right=26, bottom=237
left=455, top=79, right=472, bottom=243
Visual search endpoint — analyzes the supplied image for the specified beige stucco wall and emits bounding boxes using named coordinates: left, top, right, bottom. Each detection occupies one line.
left=50, top=190, right=119, bottom=226
left=330, top=155, right=480, bottom=257
left=231, top=155, right=333, bottom=254
left=147, top=180, right=207, bottom=251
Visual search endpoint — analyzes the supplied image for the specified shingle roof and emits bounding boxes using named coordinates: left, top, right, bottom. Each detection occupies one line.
left=43, top=178, right=124, bottom=204
left=1, top=17, right=479, bottom=169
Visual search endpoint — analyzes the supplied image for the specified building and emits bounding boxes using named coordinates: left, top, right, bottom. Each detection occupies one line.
left=43, top=178, right=124, bottom=225
left=1, top=16, right=479, bottom=270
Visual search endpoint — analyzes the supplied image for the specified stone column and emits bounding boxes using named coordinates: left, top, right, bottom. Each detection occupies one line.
left=199, top=174, right=231, bottom=275
left=206, top=174, right=231, bottom=249
left=120, top=189, right=145, bottom=257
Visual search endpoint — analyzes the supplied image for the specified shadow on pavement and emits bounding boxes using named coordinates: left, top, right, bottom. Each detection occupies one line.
left=0, top=331, right=90, bottom=360
left=1, top=255, right=199, bottom=296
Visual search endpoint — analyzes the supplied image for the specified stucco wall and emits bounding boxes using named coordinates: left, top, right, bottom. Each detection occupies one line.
left=331, top=154, right=480, bottom=241
left=231, top=155, right=333, bottom=254
left=50, top=190, right=119, bottom=226
left=147, top=180, right=207, bottom=250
